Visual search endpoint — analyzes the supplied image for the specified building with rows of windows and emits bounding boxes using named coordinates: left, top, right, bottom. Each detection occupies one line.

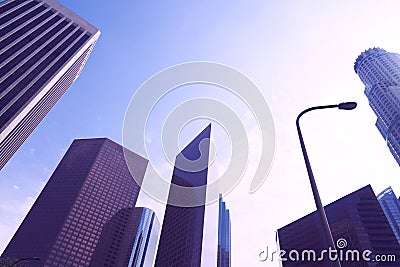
left=1, top=138, right=149, bottom=266
left=0, top=0, right=100, bottom=170
left=278, top=185, right=400, bottom=266
left=354, top=48, right=400, bottom=165
left=377, top=187, right=400, bottom=245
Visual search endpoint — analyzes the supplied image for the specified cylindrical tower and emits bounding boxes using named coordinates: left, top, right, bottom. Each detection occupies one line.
left=355, top=48, right=400, bottom=165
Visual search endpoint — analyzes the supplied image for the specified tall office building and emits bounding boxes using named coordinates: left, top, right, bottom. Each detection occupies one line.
left=217, top=194, right=231, bottom=267
left=354, top=48, right=400, bottom=165
left=155, top=124, right=211, bottom=267
left=127, top=208, right=161, bottom=267
left=1, top=138, right=148, bottom=267
left=278, top=185, right=400, bottom=266
left=90, top=207, right=160, bottom=267
left=377, top=187, right=400, bottom=245
left=0, top=0, right=100, bottom=170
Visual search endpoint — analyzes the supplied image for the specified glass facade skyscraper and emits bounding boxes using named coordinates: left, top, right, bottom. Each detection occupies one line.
left=377, top=187, right=400, bottom=245
left=127, top=207, right=160, bottom=267
left=90, top=207, right=160, bottom=267
left=0, top=0, right=100, bottom=170
left=278, top=185, right=400, bottom=266
left=1, top=138, right=148, bottom=267
left=354, top=48, right=400, bottom=165
left=217, top=194, right=231, bottom=267
left=155, top=124, right=211, bottom=267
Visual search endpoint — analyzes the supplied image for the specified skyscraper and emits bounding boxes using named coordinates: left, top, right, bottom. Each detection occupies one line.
left=354, top=48, right=400, bottom=165
left=154, top=124, right=211, bottom=267
left=127, top=208, right=160, bottom=267
left=0, top=0, right=100, bottom=170
left=377, top=187, right=400, bottom=245
left=278, top=185, right=400, bottom=266
left=217, top=194, right=231, bottom=267
left=90, top=207, right=160, bottom=267
left=1, top=138, right=148, bottom=267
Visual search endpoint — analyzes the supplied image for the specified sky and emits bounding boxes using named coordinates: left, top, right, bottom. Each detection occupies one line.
left=1, top=0, right=400, bottom=266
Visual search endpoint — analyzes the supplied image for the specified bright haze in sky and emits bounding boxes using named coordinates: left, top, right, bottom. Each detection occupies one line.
left=1, top=1, right=400, bottom=266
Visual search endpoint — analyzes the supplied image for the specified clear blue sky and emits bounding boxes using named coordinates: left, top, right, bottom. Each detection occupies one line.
left=1, top=1, right=400, bottom=266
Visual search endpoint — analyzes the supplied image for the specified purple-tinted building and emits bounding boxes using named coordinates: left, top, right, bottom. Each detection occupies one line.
left=354, top=48, right=400, bottom=165
left=218, top=194, right=231, bottom=267
left=377, top=187, right=400, bottom=245
left=0, top=0, right=100, bottom=170
left=1, top=138, right=148, bottom=266
left=90, top=206, right=160, bottom=267
left=277, top=185, right=400, bottom=267
left=154, top=124, right=211, bottom=267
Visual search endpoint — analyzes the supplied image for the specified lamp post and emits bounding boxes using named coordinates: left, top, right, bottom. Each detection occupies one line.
left=296, top=102, right=357, bottom=267
left=9, top=257, right=41, bottom=267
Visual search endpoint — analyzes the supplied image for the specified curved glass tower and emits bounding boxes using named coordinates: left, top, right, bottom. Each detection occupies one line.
left=354, top=48, right=400, bottom=165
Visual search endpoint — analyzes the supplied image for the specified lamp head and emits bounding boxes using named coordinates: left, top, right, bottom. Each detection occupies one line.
left=338, top=102, right=357, bottom=110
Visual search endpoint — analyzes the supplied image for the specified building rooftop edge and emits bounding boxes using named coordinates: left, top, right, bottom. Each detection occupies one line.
left=377, top=186, right=394, bottom=200
left=71, top=137, right=148, bottom=162
left=354, top=47, right=387, bottom=74
left=277, top=184, right=372, bottom=231
left=41, top=0, right=100, bottom=35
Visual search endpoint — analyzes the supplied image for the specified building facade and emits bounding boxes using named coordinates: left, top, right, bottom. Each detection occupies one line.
left=0, top=0, right=100, bottom=170
left=1, top=138, right=148, bottom=267
left=154, top=124, right=211, bottom=267
left=354, top=48, right=400, bottom=165
left=127, top=207, right=160, bottom=267
left=278, top=185, right=400, bottom=266
left=90, top=207, right=160, bottom=267
left=217, top=194, right=231, bottom=267
left=377, top=187, right=400, bottom=245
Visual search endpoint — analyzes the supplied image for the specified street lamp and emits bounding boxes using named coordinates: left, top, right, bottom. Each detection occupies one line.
left=9, top=257, right=41, bottom=266
left=296, top=102, right=357, bottom=267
